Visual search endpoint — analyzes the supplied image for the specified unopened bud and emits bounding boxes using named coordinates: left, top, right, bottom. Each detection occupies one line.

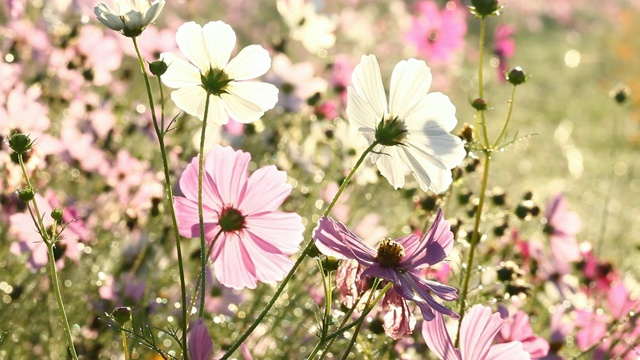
left=149, top=60, right=168, bottom=76
left=17, top=188, right=35, bottom=202
left=111, top=306, right=132, bottom=326
left=507, top=67, right=527, bottom=86
left=471, top=98, right=488, bottom=111
left=610, top=84, right=630, bottom=105
left=8, top=133, right=35, bottom=154
left=51, top=207, right=64, bottom=222
left=469, top=0, right=502, bottom=18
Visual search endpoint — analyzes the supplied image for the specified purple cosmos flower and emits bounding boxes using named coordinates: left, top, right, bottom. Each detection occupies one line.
left=189, top=318, right=213, bottom=360
left=422, top=305, right=531, bottom=360
left=544, top=193, right=582, bottom=273
left=313, top=209, right=458, bottom=321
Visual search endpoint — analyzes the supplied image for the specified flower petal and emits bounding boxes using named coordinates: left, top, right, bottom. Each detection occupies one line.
left=226, top=81, right=279, bottom=112
left=170, top=86, right=207, bottom=119
left=178, top=154, right=223, bottom=209
left=375, top=146, right=407, bottom=189
left=313, top=217, right=377, bottom=264
left=404, top=92, right=458, bottom=132
left=351, top=54, right=388, bottom=118
left=242, top=231, right=295, bottom=284
left=389, top=58, right=432, bottom=119
left=403, top=209, right=454, bottom=268
left=203, top=21, right=236, bottom=69
left=205, top=145, right=250, bottom=206
left=398, top=142, right=454, bottom=194
left=173, top=196, right=219, bottom=239
left=460, top=305, right=504, bottom=360
left=485, top=342, right=531, bottom=360
left=176, top=21, right=210, bottom=72
left=161, top=53, right=202, bottom=88
left=347, top=88, right=380, bottom=132
left=245, top=212, right=304, bottom=254
left=213, top=233, right=257, bottom=289
left=239, top=165, right=291, bottom=214
left=225, top=45, right=272, bottom=80
left=422, top=312, right=461, bottom=360
left=220, top=92, right=266, bottom=124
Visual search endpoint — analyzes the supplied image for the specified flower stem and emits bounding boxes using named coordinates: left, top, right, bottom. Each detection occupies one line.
left=475, top=18, right=491, bottom=148
left=131, top=37, right=189, bottom=358
left=455, top=152, right=491, bottom=346
left=220, top=141, right=380, bottom=359
left=18, top=155, right=78, bottom=360
left=493, top=85, right=518, bottom=148
left=197, top=94, right=212, bottom=319
left=121, top=329, right=130, bottom=360
left=339, top=280, right=381, bottom=360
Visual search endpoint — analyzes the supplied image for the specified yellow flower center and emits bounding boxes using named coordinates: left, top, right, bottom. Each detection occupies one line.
left=375, top=238, right=405, bottom=268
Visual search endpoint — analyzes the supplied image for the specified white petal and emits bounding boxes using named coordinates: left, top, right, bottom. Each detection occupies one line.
left=374, top=146, right=406, bottom=189
left=351, top=55, right=388, bottom=118
left=170, top=86, right=206, bottom=118
left=346, top=88, right=379, bottom=131
left=205, top=95, right=229, bottom=125
left=399, top=146, right=453, bottom=194
left=221, top=92, right=265, bottom=124
left=405, top=131, right=466, bottom=169
left=142, top=1, right=165, bottom=25
left=225, top=45, right=272, bottom=80
left=203, top=21, right=236, bottom=69
left=389, top=59, right=432, bottom=118
left=227, top=81, right=279, bottom=112
left=176, top=21, right=210, bottom=72
left=404, top=92, right=458, bottom=132
left=160, top=53, right=202, bottom=88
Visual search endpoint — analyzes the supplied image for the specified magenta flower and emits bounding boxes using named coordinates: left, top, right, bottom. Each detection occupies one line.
left=405, top=0, right=467, bottom=63
left=544, top=193, right=582, bottom=272
left=422, top=305, right=531, bottom=360
left=313, top=209, right=458, bottom=321
left=189, top=318, right=213, bottom=360
left=493, top=24, right=516, bottom=82
left=174, top=145, right=304, bottom=290
left=495, top=306, right=549, bottom=358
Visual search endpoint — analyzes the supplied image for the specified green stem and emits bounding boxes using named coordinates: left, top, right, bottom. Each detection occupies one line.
left=455, top=153, right=491, bottom=346
left=477, top=18, right=490, bottom=148
left=131, top=37, right=189, bottom=358
left=493, top=85, right=518, bottom=148
left=18, top=154, right=78, bottom=359
left=121, top=329, right=130, bottom=360
left=197, top=94, right=212, bottom=318
left=221, top=141, right=380, bottom=360
left=339, top=280, right=381, bottom=360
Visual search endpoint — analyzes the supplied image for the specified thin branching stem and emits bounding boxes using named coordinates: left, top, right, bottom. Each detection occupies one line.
left=132, top=37, right=189, bottom=358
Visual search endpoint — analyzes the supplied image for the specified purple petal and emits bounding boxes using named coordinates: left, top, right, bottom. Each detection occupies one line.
left=189, top=318, right=213, bottom=360
left=313, top=217, right=377, bottom=264
left=403, top=209, right=454, bottom=268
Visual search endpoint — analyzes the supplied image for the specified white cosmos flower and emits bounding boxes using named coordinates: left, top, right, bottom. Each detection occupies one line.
left=347, top=55, right=466, bottom=194
left=277, top=0, right=336, bottom=54
left=160, top=21, right=279, bottom=125
left=94, top=0, right=165, bottom=37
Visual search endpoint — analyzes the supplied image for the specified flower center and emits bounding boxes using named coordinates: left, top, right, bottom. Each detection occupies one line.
left=543, top=223, right=554, bottom=235
left=201, top=67, right=233, bottom=96
left=219, top=206, right=246, bottom=232
left=375, top=238, right=405, bottom=268
left=427, top=30, right=439, bottom=43
left=374, top=116, right=408, bottom=146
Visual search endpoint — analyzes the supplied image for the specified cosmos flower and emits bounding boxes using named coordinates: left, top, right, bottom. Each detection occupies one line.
left=174, top=145, right=304, bottom=290
left=495, top=306, right=550, bottom=358
left=94, top=0, right=165, bottom=37
left=493, top=24, right=516, bottom=82
left=422, top=305, right=531, bottom=360
left=543, top=193, right=582, bottom=272
left=277, top=0, right=336, bottom=53
left=346, top=54, right=466, bottom=193
left=189, top=318, right=213, bottom=360
left=313, top=209, right=459, bottom=321
left=405, top=0, right=467, bottom=63
left=161, top=21, right=279, bottom=125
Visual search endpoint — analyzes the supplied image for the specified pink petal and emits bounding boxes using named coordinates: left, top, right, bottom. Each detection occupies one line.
left=213, top=233, right=257, bottom=290
left=179, top=155, right=223, bottom=209
left=460, top=305, right=503, bottom=360
left=174, top=196, right=219, bottom=239
left=241, top=232, right=295, bottom=284
left=245, top=212, right=304, bottom=254
left=422, top=312, right=460, bottom=360
left=206, top=145, right=250, bottom=206
left=239, top=165, right=291, bottom=214
left=485, top=342, right=531, bottom=360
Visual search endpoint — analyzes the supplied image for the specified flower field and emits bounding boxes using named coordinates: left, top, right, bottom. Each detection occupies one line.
left=1, top=0, right=640, bottom=359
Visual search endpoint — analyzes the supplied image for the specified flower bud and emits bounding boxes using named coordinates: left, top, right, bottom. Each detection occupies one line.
left=51, top=207, right=64, bottom=222
left=149, top=60, right=168, bottom=76
left=8, top=133, right=35, bottom=154
left=469, top=0, right=502, bottom=18
left=471, top=98, right=488, bottom=111
left=507, top=67, right=527, bottom=86
left=322, top=256, right=340, bottom=272
left=111, top=306, right=132, bottom=326
left=458, top=123, right=475, bottom=143
left=17, top=188, right=35, bottom=202
left=610, top=84, right=630, bottom=105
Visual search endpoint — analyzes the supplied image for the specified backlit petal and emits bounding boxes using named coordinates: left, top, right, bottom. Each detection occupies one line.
left=389, top=58, right=432, bottom=119
left=203, top=21, right=236, bottom=69
left=226, top=45, right=272, bottom=80
left=176, top=21, right=210, bottom=72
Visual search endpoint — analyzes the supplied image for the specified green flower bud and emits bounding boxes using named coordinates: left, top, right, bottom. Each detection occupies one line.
left=610, top=84, right=630, bottom=105
left=17, top=188, right=35, bottom=202
left=322, top=256, right=340, bottom=272
left=51, top=207, right=64, bottom=222
left=8, top=133, right=35, bottom=154
left=469, top=0, right=502, bottom=18
left=471, top=98, right=488, bottom=111
left=149, top=60, right=168, bottom=76
left=507, top=67, right=527, bottom=86
left=111, top=306, right=132, bottom=326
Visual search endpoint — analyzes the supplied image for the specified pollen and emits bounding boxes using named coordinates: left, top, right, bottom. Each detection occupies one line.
left=375, top=238, right=405, bottom=268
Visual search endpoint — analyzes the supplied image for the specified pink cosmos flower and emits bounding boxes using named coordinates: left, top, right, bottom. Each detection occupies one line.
left=422, top=304, right=531, bottom=360
left=189, top=318, right=213, bottom=360
left=544, top=193, right=582, bottom=273
left=174, top=145, right=304, bottom=290
left=495, top=306, right=550, bottom=358
left=313, top=209, right=458, bottom=321
left=405, top=0, right=467, bottom=63
left=493, top=24, right=516, bottom=82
